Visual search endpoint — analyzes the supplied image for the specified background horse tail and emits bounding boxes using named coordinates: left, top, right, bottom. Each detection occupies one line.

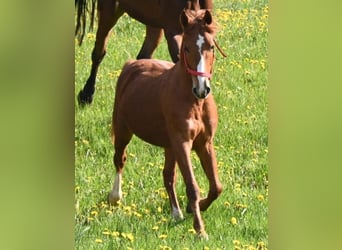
left=75, top=0, right=97, bottom=45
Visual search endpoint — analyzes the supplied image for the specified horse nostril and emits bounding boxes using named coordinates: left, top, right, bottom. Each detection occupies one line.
left=206, top=86, right=211, bottom=95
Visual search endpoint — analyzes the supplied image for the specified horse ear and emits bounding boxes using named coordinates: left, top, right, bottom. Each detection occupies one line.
left=204, top=10, right=212, bottom=25
left=180, top=10, right=189, bottom=28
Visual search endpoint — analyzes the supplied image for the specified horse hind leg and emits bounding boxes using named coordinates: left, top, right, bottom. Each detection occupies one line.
left=78, top=0, right=124, bottom=106
left=163, top=148, right=184, bottom=220
left=108, top=123, right=133, bottom=205
left=136, top=26, right=163, bottom=60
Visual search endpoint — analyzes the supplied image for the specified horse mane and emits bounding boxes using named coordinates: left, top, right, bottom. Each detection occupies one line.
left=183, top=9, right=218, bottom=36
left=75, top=0, right=96, bottom=45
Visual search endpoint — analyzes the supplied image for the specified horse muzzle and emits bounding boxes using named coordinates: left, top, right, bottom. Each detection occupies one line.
left=192, top=77, right=211, bottom=99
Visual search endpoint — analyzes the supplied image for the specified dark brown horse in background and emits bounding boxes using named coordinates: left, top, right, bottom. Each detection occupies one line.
left=75, top=0, right=213, bottom=106
left=108, top=6, right=222, bottom=238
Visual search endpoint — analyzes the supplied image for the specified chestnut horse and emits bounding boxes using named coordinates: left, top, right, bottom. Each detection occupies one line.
left=108, top=7, right=222, bottom=238
left=75, top=0, right=213, bottom=105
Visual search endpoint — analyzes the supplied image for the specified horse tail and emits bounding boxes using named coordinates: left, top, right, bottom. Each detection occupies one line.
left=75, top=0, right=96, bottom=45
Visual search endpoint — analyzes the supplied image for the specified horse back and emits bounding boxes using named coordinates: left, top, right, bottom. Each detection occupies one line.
left=113, top=59, right=174, bottom=147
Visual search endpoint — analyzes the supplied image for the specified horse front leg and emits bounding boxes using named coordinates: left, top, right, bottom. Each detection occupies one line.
left=172, top=141, right=208, bottom=239
left=136, top=26, right=163, bottom=60
left=78, top=0, right=124, bottom=106
left=195, top=140, right=223, bottom=211
left=163, top=148, right=184, bottom=220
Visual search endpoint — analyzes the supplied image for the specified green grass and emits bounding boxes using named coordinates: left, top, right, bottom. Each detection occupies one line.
left=75, top=0, right=268, bottom=249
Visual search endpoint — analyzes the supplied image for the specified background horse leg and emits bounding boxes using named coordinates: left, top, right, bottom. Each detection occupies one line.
left=163, top=148, right=184, bottom=220
left=108, top=123, right=133, bottom=205
left=136, top=26, right=163, bottom=60
left=78, top=0, right=124, bottom=106
left=164, top=30, right=182, bottom=63
left=195, top=141, right=223, bottom=211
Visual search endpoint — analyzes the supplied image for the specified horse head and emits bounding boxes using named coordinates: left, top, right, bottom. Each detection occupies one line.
left=180, top=9, right=216, bottom=99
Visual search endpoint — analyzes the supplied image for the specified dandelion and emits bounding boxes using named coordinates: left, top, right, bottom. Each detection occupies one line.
left=157, top=206, right=162, bottom=213
left=204, top=247, right=210, bottom=250
left=87, top=217, right=94, bottom=222
left=106, top=210, right=113, bottom=215
left=152, top=225, right=159, bottom=231
left=133, top=211, right=142, bottom=218
left=231, top=217, right=237, bottom=225
left=95, top=239, right=102, bottom=243
left=158, top=234, right=168, bottom=239
left=224, top=201, right=231, bottom=207
left=112, top=231, right=120, bottom=237
left=160, top=246, right=172, bottom=250
left=121, top=232, right=134, bottom=242
left=257, top=194, right=265, bottom=201
left=188, top=228, right=196, bottom=234
left=233, top=240, right=241, bottom=245
left=90, top=210, right=98, bottom=217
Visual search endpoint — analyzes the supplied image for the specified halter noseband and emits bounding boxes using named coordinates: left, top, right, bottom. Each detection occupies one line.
left=182, top=47, right=213, bottom=79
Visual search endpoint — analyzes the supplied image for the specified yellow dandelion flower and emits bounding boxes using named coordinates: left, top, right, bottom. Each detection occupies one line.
left=231, top=217, right=237, bottom=225
left=152, top=225, right=159, bottom=231
left=188, top=228, right=196, bottom=234
left=133, top=211, right=142, bottom=218
left=102, top=231, right=111, bottom=236
left=123, top=206, right=132, bottom=212
left=106, top=210, right=113, bottom=215
left=204, top=247, right=210, bottom=250
left=112, top=231, right=120, bottom=237
left=121, top=232, right=134, bottom=242
left=157, top=206, right=162, bottom=213
left=257, top=194, right=265, bottom=201
left=224, top=201, right=231, bottom=207
left=95, top=239, right=102, bottom=243
left=160, top=246, right=172, bottom=250
left=233, top=240, right=241, bottom=245
left=90, top=211, right=98, bottom=216
left=159, top=234, right=168, bottom=239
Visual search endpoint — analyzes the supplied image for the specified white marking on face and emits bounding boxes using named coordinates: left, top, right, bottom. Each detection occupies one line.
left=195, top=35, right=210, bottom=95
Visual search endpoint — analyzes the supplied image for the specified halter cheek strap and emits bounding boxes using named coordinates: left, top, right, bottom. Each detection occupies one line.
left=183, top=48, right=213, bottom=79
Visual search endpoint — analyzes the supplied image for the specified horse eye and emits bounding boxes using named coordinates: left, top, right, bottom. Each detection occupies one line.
left=184, top=47, right=190, bottom=53
left=210, top=45, right=215, bottom=50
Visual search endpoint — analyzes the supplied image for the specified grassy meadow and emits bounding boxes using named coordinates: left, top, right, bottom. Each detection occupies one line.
left=75, top=0, right=268, bottom=249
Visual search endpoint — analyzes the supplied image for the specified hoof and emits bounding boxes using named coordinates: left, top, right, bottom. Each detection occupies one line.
left=196, top=230, right=209, bottom=240
left=77, top=90, right=93, bottom=107
left=171, top=208, right=184, bottom=221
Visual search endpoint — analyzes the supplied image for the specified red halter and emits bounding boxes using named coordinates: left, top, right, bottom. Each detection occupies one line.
left=182, top=47, right=213, bottom=79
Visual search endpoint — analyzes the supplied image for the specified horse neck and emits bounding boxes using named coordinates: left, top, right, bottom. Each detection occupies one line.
left=171, top=59, right=206, bottom=105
